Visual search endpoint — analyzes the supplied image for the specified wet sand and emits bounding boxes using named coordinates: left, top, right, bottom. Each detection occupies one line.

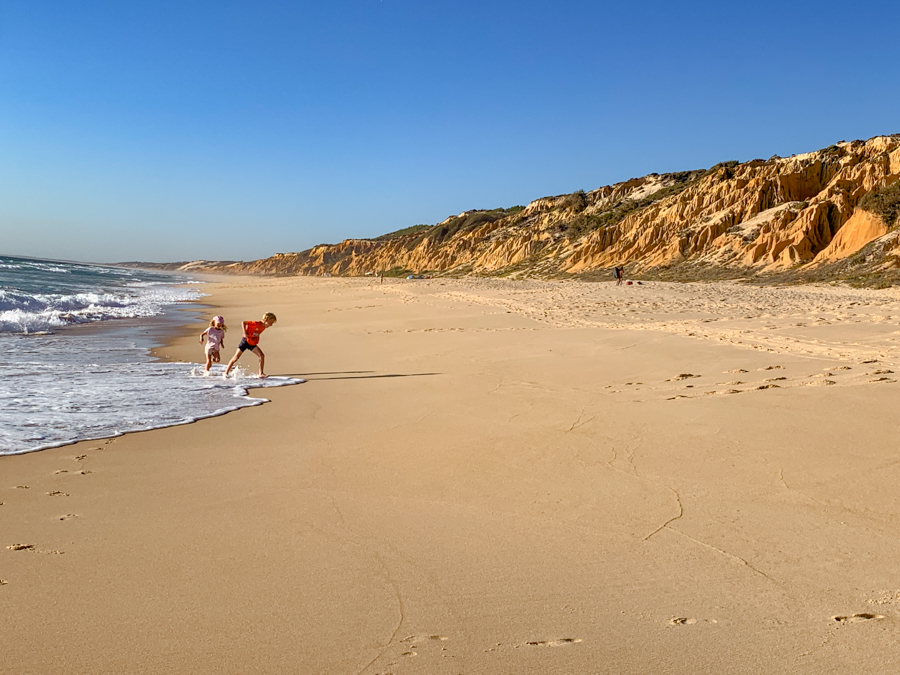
left=4, top=275, right=900, bottom=673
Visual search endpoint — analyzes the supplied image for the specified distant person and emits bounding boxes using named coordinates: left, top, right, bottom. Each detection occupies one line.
left=224, top=312, right=277, bottom=378
left=199, top=315, right=227, bottom=372
left=614, top=266, right=624, bottom=286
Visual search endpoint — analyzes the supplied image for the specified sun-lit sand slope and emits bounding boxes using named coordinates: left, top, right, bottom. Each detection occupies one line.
left=4, top=275, right=900, bottom=674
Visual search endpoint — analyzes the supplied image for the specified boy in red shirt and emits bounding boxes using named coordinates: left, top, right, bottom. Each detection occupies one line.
left=224, top=312, right=277, bottom=378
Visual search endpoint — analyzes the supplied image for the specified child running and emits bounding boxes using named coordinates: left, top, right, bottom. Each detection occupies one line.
left=199, top=316, right=227, bottom=372
left=224, top=312, right=277, bottom=378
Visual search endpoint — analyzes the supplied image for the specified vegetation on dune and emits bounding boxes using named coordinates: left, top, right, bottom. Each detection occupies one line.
left=821, top=144, right=847, bottom=158
left=419, top=206, right=524, bottom=245
left=858, top=179, right=900, bottom=227
left=708, top=160, right=740, bottom=180
left=375, top=206, right=526, bottom=248
left=564, top=168, right=709, bottom=239
left=560, top=190, right=588, bottom=212
left=374, top=224, right=432, bottom=241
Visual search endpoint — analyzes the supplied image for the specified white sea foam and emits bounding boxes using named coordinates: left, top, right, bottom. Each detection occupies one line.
left=0, top=333, right=304, bottom=455
left=0, top=285, right=203, bottom=333
left=0, top=255, right=206, bottom=334
left=0, top=255, right=302, bottom=455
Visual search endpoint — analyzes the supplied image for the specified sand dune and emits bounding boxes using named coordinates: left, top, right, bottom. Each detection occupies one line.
left=4, top=276, right=900, bottom=673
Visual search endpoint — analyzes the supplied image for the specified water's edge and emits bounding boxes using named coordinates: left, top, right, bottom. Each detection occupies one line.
left=1, top=279, right=304, bottom=457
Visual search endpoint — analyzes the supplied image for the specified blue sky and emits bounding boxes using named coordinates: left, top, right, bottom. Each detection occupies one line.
left=1, top=0, right=898, bottom=263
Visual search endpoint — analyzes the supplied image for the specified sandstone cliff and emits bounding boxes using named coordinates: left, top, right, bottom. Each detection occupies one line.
left=144, top=135, right=900, bottom=283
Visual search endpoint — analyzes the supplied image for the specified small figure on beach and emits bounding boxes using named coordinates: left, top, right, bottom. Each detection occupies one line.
left=199, top=316, right=227, bottom=372
left=224, top=312, right=277, bottom=378
left=613, top=266, right=624, bottom=286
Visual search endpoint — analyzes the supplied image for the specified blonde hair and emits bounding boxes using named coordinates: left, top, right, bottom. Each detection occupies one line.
left=209, top=319, right=227, bottom=331
left=263, top=312, right=277, bottom=324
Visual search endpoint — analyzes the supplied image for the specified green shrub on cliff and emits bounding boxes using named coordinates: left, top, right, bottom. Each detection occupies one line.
left=564, top=169, right=707, bottom=239
left=560, top=190, right=588, bottom=212
left=374, top=224, right=432, bottom=241
left=822, top=144, right=847, bottom=158
left=375, top=206, right=525, bottom=247
left=859, top=179, right=900, bottom=227
left=424, top=208, right=515, bottom=244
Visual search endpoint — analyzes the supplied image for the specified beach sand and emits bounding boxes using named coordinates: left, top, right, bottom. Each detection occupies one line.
left=4, top=275, right=900, bottom=673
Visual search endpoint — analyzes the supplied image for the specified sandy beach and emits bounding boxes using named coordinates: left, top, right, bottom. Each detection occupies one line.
left=4, top=275, right=900, bottom=673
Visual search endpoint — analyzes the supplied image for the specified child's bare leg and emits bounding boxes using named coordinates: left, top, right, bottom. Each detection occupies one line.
left=204, top=353, right=212, bottom=372
left=212, top=350, right=220, bottom=363
left=253, top=347, right=267, bottom=378
left=224, top=349, right=242, bottom=375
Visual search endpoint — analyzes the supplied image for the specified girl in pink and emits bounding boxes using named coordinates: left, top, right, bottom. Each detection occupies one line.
left=199, top=316, right=227, bottom=372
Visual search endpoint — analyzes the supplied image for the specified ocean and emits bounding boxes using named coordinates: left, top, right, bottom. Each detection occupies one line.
left=0, top=254, right=301, bottom=455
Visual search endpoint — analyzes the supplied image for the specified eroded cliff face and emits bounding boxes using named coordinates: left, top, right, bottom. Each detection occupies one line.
left=176, top=135, right=900, bottom=280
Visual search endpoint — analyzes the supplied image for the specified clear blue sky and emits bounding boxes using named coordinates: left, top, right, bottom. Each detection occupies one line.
left=1, top=0, right=898, bottom=263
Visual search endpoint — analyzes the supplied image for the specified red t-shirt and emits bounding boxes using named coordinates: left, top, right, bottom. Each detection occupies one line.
left=244, top=321, right=267, bottom=346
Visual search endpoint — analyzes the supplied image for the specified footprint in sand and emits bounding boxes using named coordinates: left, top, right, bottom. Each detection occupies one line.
left=870, top=377, right=896, bottom=383
left=668, top=618, right=697, bottom=626
left=399, top=634, right=448, bottom=653
left=525, top=638, right=581, bottom=647
left=667, top=373, right=700, bottom=381
left=725, top=369, right=748, bottom=374
left=0, top=579, right=7, bottom=585
left=75, top=455, right=87, bottom=461
left=756, top=384, right=780, bottom=390
left=6, top=544, right=34, bottom=551
left=58, top=514, right=79, bottom=521
left=764, top=377, right=787, bottom=382
left=760, top=365, right=784, bottom=371
left=669, top=617, right=719, bottom=626
left=47, top=491, right=70, bottom=497
left=833, top=613, right=884, bottom=624
left=806, top=380, right=836, bottom=386
left=870, top=369, right=894, bottom=375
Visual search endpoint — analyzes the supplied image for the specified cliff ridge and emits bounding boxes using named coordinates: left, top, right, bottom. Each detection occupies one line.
left=126, top=135, right=900, bottom=284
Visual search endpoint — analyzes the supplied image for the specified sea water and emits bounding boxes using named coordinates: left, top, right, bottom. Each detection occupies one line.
left=0, top=255, right=301, bottom=455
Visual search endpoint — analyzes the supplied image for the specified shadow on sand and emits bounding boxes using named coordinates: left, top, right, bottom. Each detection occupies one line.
left=286, top=371, right=440, bottom=381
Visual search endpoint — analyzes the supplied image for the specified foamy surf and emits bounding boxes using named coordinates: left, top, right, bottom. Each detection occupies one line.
left=0, top=255, right=305, bottom=455
left=0, top=333, right=305, bottom=455
left=0, top=255, right=202, bottom=334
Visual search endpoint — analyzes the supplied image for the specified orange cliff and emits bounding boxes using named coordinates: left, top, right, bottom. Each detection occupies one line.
left=156, top=135, right=900, bottom=282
